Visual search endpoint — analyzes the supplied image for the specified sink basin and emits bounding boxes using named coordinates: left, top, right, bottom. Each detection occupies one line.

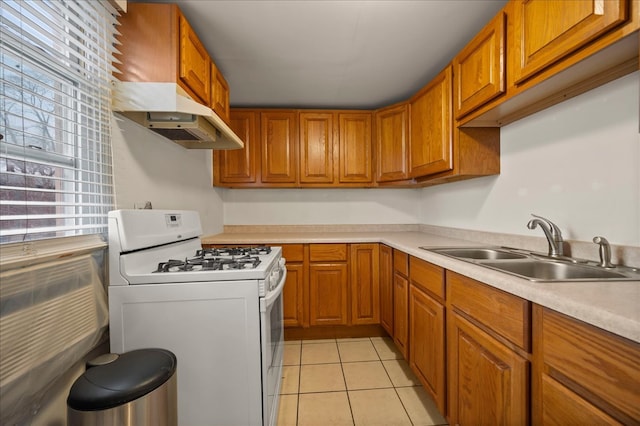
left=481, top=260, right=629, bottom=282
left=421, top=246, right=640, bottom=282
left=423, top=247, right=527, bottom=260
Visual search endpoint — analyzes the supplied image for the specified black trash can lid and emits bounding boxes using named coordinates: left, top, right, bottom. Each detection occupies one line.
left=67, top=348, right=177, bottom=411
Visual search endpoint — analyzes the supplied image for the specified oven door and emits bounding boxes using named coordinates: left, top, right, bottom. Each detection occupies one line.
left=260, top=265, right=286, bottom=426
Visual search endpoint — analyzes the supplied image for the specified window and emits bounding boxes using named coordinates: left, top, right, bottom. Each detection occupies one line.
left=0, top=0, right=119, bottom=244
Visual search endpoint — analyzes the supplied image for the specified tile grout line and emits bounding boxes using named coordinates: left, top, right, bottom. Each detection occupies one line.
left=337, top=338, right=357, bottom=426
left=285, top=337, right=446, bottom=426
left=374, top=338, right=419, bottom=426
left=295, top=343, right=302, bottom=426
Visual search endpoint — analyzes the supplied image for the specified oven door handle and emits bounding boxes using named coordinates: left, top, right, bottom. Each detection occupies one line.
left=261, top=266, right=287, bottom=312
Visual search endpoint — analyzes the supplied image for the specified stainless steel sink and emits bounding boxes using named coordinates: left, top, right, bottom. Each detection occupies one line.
left=420, top=246, right=640, bottom=282
left=423, top=247, right=527, bottom=260
left=480, top=260, right=629, bottom=282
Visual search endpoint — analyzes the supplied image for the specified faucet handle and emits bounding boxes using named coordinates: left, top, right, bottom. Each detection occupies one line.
left=593, top=236, right=615, bottom=268
left=530, top=214, right=562, bottom=237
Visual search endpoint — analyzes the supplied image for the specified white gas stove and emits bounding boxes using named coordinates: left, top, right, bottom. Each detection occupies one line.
left=107, top=210, right=285, bottom=426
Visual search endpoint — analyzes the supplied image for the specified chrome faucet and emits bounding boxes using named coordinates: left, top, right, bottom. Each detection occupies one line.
left=593, top=236, right=615, bottom=268
left=527, top=214, right=564, bottom=258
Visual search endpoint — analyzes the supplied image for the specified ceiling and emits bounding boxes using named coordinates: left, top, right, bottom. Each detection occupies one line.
left=131, top=0, right=508, bottom=109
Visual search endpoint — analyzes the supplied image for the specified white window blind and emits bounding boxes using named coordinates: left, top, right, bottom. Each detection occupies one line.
left=0, top=0, right=119, bottom=244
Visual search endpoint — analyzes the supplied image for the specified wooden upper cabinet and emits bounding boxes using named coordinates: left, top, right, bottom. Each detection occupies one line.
left=375, top=104, right=409, bottom=182
left=512, top=0, right=628, bottom=84
left=338, top=113, right=373, bottom=184
left=211, top=61, right=230, bottom=124
left=409, top=66, right=453, bottom=178
left=214, top=110, right=259, bottom=185
left=115, top=3, right=239, bottom=113
left=453, top=11, right=505, bottom=119
left=299, top=112, right=334, bottom=184
left=178, top=13, right=211, bottom=104
left=261, top=111, right=298, bottom=184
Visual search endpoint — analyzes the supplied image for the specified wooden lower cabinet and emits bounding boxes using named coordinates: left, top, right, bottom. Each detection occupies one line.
left=532, top=305, right=640, bottom=425
left=538, top=375, right=620, bottom=426
left=350, top=244, right=379, bottom=325
left=281, top=244, right=306, bottom=327
left=379, top=244, right=394, bottom=335
left=448, top=311, right=529, bottom=425
left=393, top=250, right=410, bottom=358
left=309, top=263, right=348, bottom=326
left=447, top=271, right=530, bottom=425
left=283, top=262, right=305, bottom=327
left=409, top=284, right=446, bottom=415
left=393, top=272, right=409, bottom=359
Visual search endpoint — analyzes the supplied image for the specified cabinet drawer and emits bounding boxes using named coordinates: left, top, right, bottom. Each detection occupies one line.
left=447, top=271, right=530, bottom=351
left=393, top=250, right=409, bottom=277
left=281, top=244, right=304, bottom=262
left=540, top=374, right=620, bottom=425
left=409, top=256, right=445, bottom=300
left=539, top=307, right=640, bottom=422
left=309, top=244, right=347, bottom=262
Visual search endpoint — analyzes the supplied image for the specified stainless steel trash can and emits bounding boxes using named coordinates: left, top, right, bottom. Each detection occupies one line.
left=67, top=348, right=177, bottom=426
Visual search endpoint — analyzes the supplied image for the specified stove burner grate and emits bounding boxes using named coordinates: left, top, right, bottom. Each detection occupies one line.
left=196, top=246, right=272, bottom=257
left=153, top=254, right=261, bottom=273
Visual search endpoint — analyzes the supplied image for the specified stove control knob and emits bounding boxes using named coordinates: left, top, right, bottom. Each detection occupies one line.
left=279, top=258, right=286, bottom=269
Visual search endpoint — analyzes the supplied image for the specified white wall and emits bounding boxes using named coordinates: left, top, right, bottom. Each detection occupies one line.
left=111, top=73, right=639, bottom=242
left=419, top=72, right=640, bottom=246
left=111, top=115, right=225, bottom=235
left=223, top=188, right=421, bottom=225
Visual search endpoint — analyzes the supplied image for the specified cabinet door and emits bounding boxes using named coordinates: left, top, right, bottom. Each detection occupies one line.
left=283, top=263, right=305, bottom=328
left=379, top=245, right=394, bottom=336
left=260, top=111, right=298, bottom=184
left=393, top=273, right=409, bottom=359
left=512, top=0, right=628, bottom=84
left=453, top=11, right=505, bottom=118
left=338, top=113, right=372, bottom=184
left=211, top=61, right=230, bottom=124
left=375, top=104, right=409, bottom=182
left=309, top=263, right=348, bottom=326
left=409, top=285, right=445, bottom=415
left=214, top=110, right=259, bottom=184
left=299, top=112, right=334, bottom=184
left=409, top=66, right=453, bottom=178
left=350, top=244, right=380, bottom=325
left=448, top=312, right=528, bottom=426
left=178, top=13, right=210, bottom=104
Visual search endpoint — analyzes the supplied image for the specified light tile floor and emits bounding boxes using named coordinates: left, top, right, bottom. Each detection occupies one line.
left=278, top=337, right=448, bottom=426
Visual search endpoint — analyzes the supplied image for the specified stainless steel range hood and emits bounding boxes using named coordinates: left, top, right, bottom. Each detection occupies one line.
left=112, top=82, right=243, bottom=150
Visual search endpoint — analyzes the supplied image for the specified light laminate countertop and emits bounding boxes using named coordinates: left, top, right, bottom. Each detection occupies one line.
left=202, top=231, right=640, bottom=343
